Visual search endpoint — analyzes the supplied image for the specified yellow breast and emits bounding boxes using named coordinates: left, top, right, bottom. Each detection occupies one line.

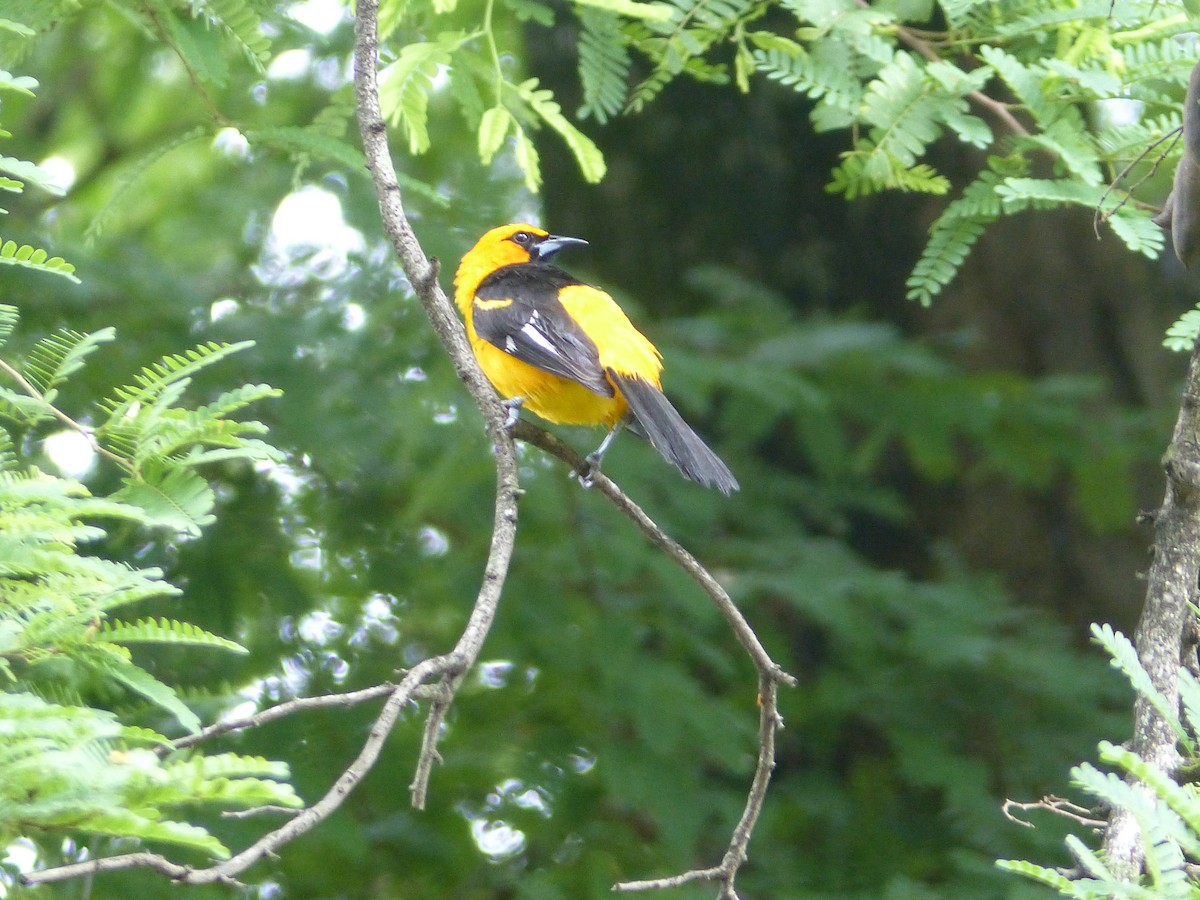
left=467, top=326, right=628, bottom=427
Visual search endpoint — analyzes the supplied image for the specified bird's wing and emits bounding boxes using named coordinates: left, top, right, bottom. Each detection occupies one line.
left=473, top=263, right=614, bottom=397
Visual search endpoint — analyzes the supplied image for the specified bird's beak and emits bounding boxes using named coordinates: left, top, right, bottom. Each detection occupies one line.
left=533, top=235, right=589, bottom=261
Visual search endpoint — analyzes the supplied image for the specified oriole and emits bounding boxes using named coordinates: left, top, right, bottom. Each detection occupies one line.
left=454, top=223, right=738, bottom=494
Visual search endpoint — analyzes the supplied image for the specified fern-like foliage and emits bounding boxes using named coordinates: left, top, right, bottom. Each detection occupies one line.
left=999, top=624, right=1200, bottom=897
left=550, top=0, right=1198, bottom=304
left=379, top=34, right=464, bottom=155
left=752, top=39, right=863, bottom=130
left=905, top=162, right=1010, bottom=305
left=0, top=693, right=301, bottom=857
left=1165, top=306, right=1200, bottom=353
left=0, top=305, right=282, bottom=715
left=129, top=0, right=272, bottom=80
left=368, top=4, right=618, bottom=194
left=199, top=0, right=272, bottom=71
left=0, top=300, right=297, bottom=860
left=509, top=77, right=607, bottom=183
left=577, top=7, right=632, bottom=123
left=824, top=52, right=991, bottom=199
left=0, top=47, right=75, bottom=280
left=0, top=321, right=282, bottom=540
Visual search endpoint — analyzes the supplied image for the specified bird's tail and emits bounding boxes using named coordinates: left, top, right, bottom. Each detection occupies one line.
left=610, top=372, right=739, bottom=494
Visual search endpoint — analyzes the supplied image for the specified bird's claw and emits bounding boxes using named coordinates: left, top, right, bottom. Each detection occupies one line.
left=502, top=397, right=525, bottom=431
left=578, top=451, right=602, bottom=488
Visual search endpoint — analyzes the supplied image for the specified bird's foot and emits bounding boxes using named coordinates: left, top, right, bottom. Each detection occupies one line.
left=502, top=397, right=525, bottom=430
left=578, top=451, right=603, bottom=489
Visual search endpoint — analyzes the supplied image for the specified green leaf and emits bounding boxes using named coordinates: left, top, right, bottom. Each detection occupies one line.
left=0, top=304, right=19, bottom=350
left=1091, top=623, right=1185, bottom=743
left=905, top=165, right=1010, bottom=304
left=514, top=124, right=542, bottom=192
left=753, top=43, right=863, bottom=127
left=154, top=1, right=231, bottom=87
left=995, top=858, right=1081, bottom=891
left=97, top=617, right=248, bottom=654
left=246, top=125, right=367, bottom=171
left=501, top=0, right=556, bottom=25
left=1106, top=209, right=1165, bottom=259
left=577, top=7, right=631, bottom=123
left=0, top=154, right=64, bottom=196
left=165, top=752, right=293, bottom=782
left=64, top=808, right=229, bottom=856
left=0, top=19, right=36, bottom=37
left=0, top=69, right=36, bottom=95
left=571, top=0, right=674, bottom=21
left=99, top=340, right=256, bottom=420
left=202, top=0, right=272, bottom=70
left=84, top=126, right=208, bottom=243
left=1099, top=740, right=1200, bottom=845
left=1165, top=306, right=1200, bottom=352
left=114, top=465, right=216, bottom=536
left=379, top=35, right=465, bottom=155
left=75, top=645, right=202, bottom=734
left=478, top=105, right=512, bottom=164
left=827, top=140, right=950, bottom=199
left=512, top=78, right=606, bottom=183
left=22, top=327, right=115, bottom=395
left=0, top=237, right=77, bottom=281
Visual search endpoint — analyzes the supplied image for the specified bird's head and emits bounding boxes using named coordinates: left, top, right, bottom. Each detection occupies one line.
left=454, top=224, right=589, bottom=314
left=470, top=223, right=589, bottom=268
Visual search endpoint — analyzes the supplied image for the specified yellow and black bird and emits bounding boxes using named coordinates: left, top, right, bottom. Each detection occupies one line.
left=454, top=223, right=738, bottom=494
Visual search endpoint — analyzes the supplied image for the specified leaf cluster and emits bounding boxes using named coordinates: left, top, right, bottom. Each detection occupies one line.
left=0, top=302, right=297, bottom=866
left=8, top=0, right=1191, bottom=317
left=375, top=7, right=609, bottom=193
left=1000, top=625, right=1200, bottom=899
left=563, top=0, right=1188, bottom=304
left=0, top=41, right=75, bottom=282
left=0, top=692, right=300, bottom=860
left=0, top=307, right=283, bottom=536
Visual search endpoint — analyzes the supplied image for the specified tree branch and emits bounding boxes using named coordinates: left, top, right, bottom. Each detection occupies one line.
left=512, top=422, right=795, bottom=898
left=165, top=683, right=399, bottom=754
left=1100, top=339, right=1200, bottom=879
left=409, top=670, right=465, bottom=809
left=349, top=0, right=522, bottom=812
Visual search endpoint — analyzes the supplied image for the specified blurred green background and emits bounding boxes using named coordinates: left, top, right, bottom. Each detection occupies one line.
left=1, top=0, right=1185, bottom=896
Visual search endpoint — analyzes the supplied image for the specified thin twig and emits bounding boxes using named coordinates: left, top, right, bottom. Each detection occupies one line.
left=514, top=422, right=794, bottom=686
left=165, top=683, right=400, bottom=754
left=512, top=422, right=795, bottom=897
left=1003, top=795, right=1105, bottom=830
left=409, top=671, right=464, bottom=809
left=221, top=806, right=305, bottom=820
left=1093, top=126, right=1182, bottom=236
left=0, top=357, right=131, bottom=469
left=352, top=0, right=522, bottom=808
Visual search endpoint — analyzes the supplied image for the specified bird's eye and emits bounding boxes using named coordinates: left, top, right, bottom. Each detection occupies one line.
left=510, top=231, right=532, bottom=247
